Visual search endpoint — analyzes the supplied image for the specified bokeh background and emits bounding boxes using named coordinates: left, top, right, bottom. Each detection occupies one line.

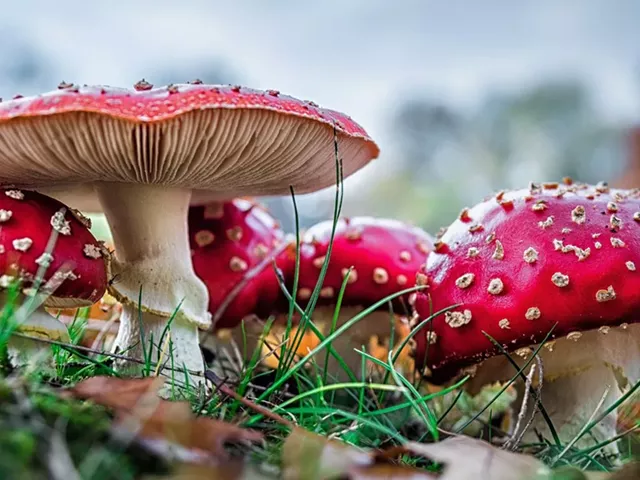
left=2, top=0, right=640, bottom=238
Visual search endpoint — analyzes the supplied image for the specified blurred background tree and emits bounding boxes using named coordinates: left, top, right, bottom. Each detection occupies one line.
left=345, top=80, right=630, bottom=234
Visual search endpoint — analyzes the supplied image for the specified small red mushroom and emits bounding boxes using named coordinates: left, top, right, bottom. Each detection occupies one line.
left=0, top=188, right=107, bottom=369
left=189, top=198, right=291, bottom=331
left=413, top=181, right=640, bottom=451
left=271, top=217, right=434, bottom=378
left=295, top=217, right=433, bottom=309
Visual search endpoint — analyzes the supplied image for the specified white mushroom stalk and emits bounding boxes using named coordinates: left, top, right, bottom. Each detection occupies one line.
left=97, top=183, right=211, bottom=378
left=1, top=290, right=70, bottom=373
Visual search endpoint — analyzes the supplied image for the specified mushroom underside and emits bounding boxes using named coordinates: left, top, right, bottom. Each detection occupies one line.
left=465, top=323, right=640, bottom=454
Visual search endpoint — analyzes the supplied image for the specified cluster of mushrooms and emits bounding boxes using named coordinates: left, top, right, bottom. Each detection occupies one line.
left=0, top=82, right=637, bottom=455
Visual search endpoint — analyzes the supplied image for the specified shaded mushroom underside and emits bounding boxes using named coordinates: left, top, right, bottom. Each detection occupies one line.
left=0, top=109, right=374, bottom=212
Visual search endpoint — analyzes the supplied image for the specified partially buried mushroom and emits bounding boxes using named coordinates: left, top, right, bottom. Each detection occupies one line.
left=0, top=82, right=379, bottom=381
left=412, top=180, right=640, bottom=453
left=256, top=216, right=433, bottom=379
left=0, top=188, right=107, bottom=370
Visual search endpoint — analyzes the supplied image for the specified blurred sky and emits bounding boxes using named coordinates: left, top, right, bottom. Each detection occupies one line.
left=2, top=0, right=640, bottom=220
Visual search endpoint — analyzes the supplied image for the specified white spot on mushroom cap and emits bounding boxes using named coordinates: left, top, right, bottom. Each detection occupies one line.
left=35, top=252, right=53, bottom=268
left=229, top=256, right=248, bottom=272
left=0, top=274, right=15, bottom=288
left=467, top=247, right=479, bottom=258
left=297, top=288, right=312, bottom=300
left=226, top=226, right=243, bottom=242
left=373, top=267, right=389, bottom=284
left=12, top=237, right=32, bottom=252
left=538, top=216, right=554, bottom=229
left=610, top=215, right=622, bottom=231
left=313, top=256, right=326, bottom=269
left=498, top=318, right=510, bottom=329
left=523, top=247, right=538, bottom=264
left=194, top=230, right=215, bottom=247
left=532, top=200, right=547, bottom=212
left=0, top=210, right=12, bottom=223
left=551, top=272, right=569, bottom=287
left=445, top=310, right=472, bottom=328
left=525, top=307, right=541, bottom=320
left=320, top=286, right=334, bottom=298
left=399, top=250, right=412, bottom=262
left=51, top=209, right=71, bottom=236
left=83, top=244, right=102, bottom=259
left=396, top=274, right=408, bottom=286
left=571, top=205, right=586, bottom=224
left=610, top=237, right=625, bottom=248
left=487, top=278, right=504, bottom=295
left=626, top=261, right=636, bottom=271
left=492, top=240, right=504, bottom=260
left=455, top=273, right=475, bottom=289
left=596, top=285, right=616, bottom=302
left=5, top=190, right=24, bottom=200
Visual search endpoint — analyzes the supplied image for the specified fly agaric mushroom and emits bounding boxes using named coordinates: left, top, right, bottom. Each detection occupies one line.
left=0, top=188, right=107, bottom=369
left=0, top=82, right=378, bottom=380
left=268, top=217, right=433, bottom=378
left=412, top=181, right=640, bottom=451
left=189, top=198, right=291, bottom=331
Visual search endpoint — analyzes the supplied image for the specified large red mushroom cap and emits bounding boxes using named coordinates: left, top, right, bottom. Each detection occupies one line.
left=189, top=199, right=291, bottom=330
left=0, top=188, right=107, bottom=307
left=413, top=181, right=640, bottom=380
left=0, top=83, right=379, bottom=210
left=293, top=217, right=433, bottom=310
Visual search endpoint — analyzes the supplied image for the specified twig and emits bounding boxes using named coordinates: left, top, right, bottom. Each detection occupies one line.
left=505, top=356, right=540, bottom=450
left=204, top=370, right=295, bottom=429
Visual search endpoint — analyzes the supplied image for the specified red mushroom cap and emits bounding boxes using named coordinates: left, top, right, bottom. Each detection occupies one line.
left=0, top=189, right=107, bottom=307
left=189, top=199, right=291, bottom=330
left=293, top=217, right=434, bottom=310
left=413, top=181, right=640, bottom=380
left=0, top=83, right=379, bottom=211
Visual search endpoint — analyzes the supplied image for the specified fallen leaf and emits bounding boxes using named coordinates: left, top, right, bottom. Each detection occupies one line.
left=392, top=436, right=550, bottom=480
left=142, top=462, right=272, bottom=480
left=66, top=376, right=263, bottom=461
left=349, top=463, right=437, bottom=479
left=282, top=427, right=372, bottom=480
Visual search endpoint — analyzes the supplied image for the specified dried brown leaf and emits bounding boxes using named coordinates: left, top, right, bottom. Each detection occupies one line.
left=66, top=376, right=262, bottom=460
left=349, top=463, right=437, bottom=479
left=282, top=427, right=372, bottom=479
left=395, top=436, right=550, bottom=480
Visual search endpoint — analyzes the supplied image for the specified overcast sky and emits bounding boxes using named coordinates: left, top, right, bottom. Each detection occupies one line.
left=2, top=0, right=639, bottom=209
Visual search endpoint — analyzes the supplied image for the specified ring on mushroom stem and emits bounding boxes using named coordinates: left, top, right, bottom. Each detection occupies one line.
left=413, top=180, right=640, bottom=455
left=0, top=83, right=379, bottom=383
left=0, top=189, right=107, bottom=373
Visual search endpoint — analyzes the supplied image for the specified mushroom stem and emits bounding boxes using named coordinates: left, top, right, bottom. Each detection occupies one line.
left=94, top=183, right=211, bottom=379
left=468, top=325, right=640, bottom=455
left=0, top=291, right=70, bottom=373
